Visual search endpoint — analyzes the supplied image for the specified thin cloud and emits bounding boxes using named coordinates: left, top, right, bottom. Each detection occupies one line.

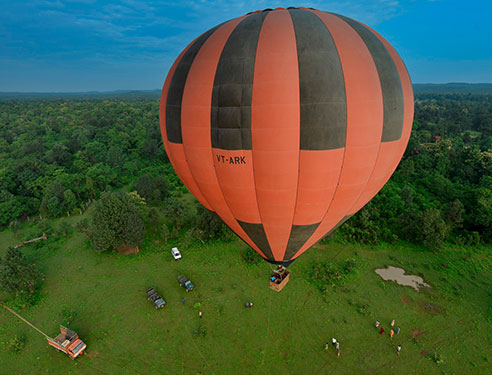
left=2, top=0, right=488, bottom=91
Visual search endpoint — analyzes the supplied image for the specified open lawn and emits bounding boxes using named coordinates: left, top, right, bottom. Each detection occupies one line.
left=1, top=220, right=492, bottom=375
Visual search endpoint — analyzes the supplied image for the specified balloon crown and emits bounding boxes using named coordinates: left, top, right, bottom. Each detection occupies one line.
left=247, top=7, right=318, bottom=15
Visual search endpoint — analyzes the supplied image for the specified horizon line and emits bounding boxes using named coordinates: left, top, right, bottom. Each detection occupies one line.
left=1, top=82, right=492, bottom=95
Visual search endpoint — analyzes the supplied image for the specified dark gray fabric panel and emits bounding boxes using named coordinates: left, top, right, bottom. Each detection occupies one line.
left=287, top=215, right=352, bottom=261
left=283, top=222, right=320, bottom=261
left=334, top=14, right=404, bottom=142
left=289, top=9, right=347, bottom=150
left=237, top=220, right=274, bottom=261
left=211, top=12, right=267, bottom=150
left=166, top=25, right=221, bottom=144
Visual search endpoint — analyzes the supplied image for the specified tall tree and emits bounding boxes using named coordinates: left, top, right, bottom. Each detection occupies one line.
left=88, top=191, right=145, bottom=252
left=0, top=247, right=43, bottom=294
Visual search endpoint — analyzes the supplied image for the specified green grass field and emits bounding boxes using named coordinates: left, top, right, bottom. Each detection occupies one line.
left=1, top=218, right=492, bottom=375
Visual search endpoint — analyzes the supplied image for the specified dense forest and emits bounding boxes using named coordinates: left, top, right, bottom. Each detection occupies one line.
left=0, top=92, right=491, bottom=249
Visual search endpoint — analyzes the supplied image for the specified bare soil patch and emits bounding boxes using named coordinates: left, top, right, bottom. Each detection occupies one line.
left=418, top=301, right=445, bottom=315
left=375, top=266, right=430, bottom=291
left=85, top=350, right=99, bottom=358
left=400, top=296, right=410, bottom=305
left=412, top=329, right=424, bottom=339
left=116, top=246, right=140, bottom=255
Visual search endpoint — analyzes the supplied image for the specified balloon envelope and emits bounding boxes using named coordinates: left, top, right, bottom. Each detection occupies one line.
left=159, top=7, right=413, bottom=265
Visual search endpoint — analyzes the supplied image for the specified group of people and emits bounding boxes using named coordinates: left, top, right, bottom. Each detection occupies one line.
left=325, top=337, right=341, bottom=357
left=325, top=319, right=403, bottom=358
left=376, top=319, right=402, bottom=355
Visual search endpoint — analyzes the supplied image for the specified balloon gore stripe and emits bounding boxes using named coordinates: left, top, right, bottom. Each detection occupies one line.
left=166, top=25, right=222, bottom=144
left=211, top=12, right=267, bottom=150
left=334, top=14, right=404, bottom=143
left=289, top=8, right=347, bottom=151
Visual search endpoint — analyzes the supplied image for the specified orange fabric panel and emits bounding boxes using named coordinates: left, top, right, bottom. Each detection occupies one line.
left=292, top=149, right=345, bottom=225
left=291, top=10, right=384, bottom=259
left=349, top=140, right=400, bottom=214
left=348, top=25, right=414, bottom=214
left=159, top=42, right=212, bottom=210
left=251, top=10, right=300, bottom=261
left=212, top=149, right=261, bottom=223
left=179, top=17, right=266, bottom=257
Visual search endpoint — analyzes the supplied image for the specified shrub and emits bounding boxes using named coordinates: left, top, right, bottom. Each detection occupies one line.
left=242, top=247, right=262, bottom=266
left=6, top=290, right=43, bottom=310
left=9, top=220, right=20, bottom=237
left=429, top=350, right=444, bottom=365
left=9, top=334, right=26, bottom=353
left=466, top=231, right=481, bottom=246
left=160, top=223, right=170, bottom=243
left=57, top=221, right=73, bottom=237
left=60, top=305, right=78, bottom=326
left=402, top=208, right=450, bottom=248
left=487, top=301, right=492, bottom=323
left=183, top=228, right=206, bottom=247
left=195, top=205, right=232, bottom=241
left=134, top=174, right=168, bottom=204
left=76, top=218, right=90, bottom=235
left=164, top=197, right=193, bottom=230
left=192, top=323, right=207, bottom=337
left=0, top=247, right=43, bottom=294
left=308, top=258, right=359, bottom=293
left=38, top=220, right=54, bottom=236
left=337, top=210, right=380, bottom=245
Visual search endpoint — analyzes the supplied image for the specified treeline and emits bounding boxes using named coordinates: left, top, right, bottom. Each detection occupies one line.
left=338, top=93, right=492, bottom=247
left=1, top=93, right=491, bottom=248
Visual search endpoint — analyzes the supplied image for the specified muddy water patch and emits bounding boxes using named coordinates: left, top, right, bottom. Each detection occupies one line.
left=375, top=266, right=430, bottom=291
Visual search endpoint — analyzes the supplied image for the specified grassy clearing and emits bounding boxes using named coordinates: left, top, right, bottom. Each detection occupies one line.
left=1, top=219, right=492, bottom=374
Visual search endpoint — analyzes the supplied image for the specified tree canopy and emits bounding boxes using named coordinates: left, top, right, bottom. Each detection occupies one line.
left=88, top=191, right=145, bottom=252
left=0, top=247, right=43, bottom=294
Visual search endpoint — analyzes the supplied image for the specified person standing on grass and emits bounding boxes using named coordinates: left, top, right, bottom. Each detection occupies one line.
left=332, top=337, right=337, bottom=345
left=325, top=343, right=329, bottom=350
left=397, top=345, right=401, bottom=356
left=380, top=326, right=385, bottom=335
left=391, top=319, right=395, bottom=327
left=199, top=311, right=202, bottom=318
left=182, top=298, right=185, bottom=305
left=396, top=327, right=400, bottom=335
left=336, top=342, right=341, bottom=357
left=375, top=320, right=380, bottom=328
left=390, top=329, right=394, bottom=339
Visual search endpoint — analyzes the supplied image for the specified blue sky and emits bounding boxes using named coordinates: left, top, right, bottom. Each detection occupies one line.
left=1, top=0, right=491, bottom=92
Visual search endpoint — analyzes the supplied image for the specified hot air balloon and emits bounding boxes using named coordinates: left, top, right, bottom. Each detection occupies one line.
left=159, top=7, right=413, bottom=269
